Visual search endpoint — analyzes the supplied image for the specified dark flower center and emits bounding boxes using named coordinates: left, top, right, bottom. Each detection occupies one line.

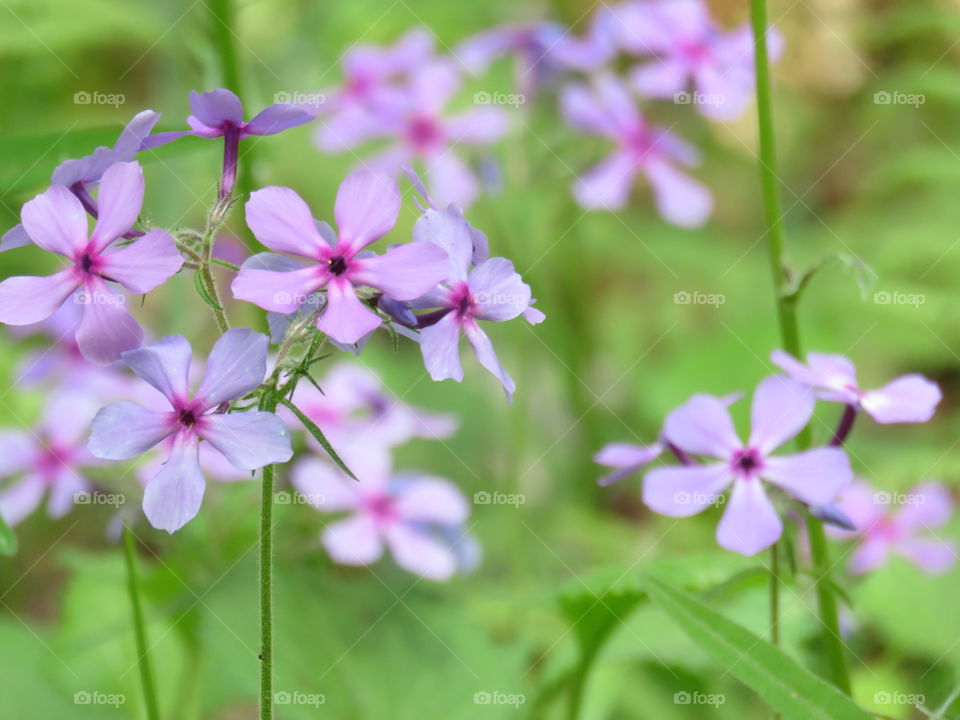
left=328, top=256, right=348, bottom=276
left=79, top=252, right=95, bottom=274
left=731, top=448, right=763, bottom=477
left=178, top=409, right=197, bottom=427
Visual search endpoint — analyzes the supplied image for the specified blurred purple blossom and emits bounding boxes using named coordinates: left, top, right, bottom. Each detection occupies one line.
left=829, top=480, right=955, bottom=574
left=561, top=74, right=712, bottom=226
left=292, top=445, right=472, bottom=580
left=0, top=391, right=101, bottom=526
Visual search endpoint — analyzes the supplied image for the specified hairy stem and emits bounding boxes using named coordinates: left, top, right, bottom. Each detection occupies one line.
left=122, top=527, right=161, bottom=720
left=258, top=383, right=279, bottom=719
left=750, top=0, right=851, bottom=694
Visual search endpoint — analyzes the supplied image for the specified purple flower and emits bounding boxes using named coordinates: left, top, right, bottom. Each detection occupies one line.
left=1, top=111, right=160, bottom=253
left=0, top=162, right=183, bottom=364
left=411, top=200, right=542, bottom=401
left=316, top=60, right=509, bottom=208
left=141, top=88, right=314, bottom=147
left=230, top=171, right=448, bottom=345
left=0, top=391, right=101, bottom=526
left=594, top=442, right=664, bottom=486
left=458, top=21, right=570, bottom=98
left=616, top=0, right=783, bottom=120
left=317, top=28, right=435, bottom=117
left=644, top=376, right=852, bottom=556
left=551, top=8, right=620, bottom=74
left=561, top=74, right=712, bottom=226
left=280, top=363, right=457, bottom=450
left=771, top=350, right=941, bottom=424
left=291, top=447, right=472, bottom=580
left=141, top=88, right=313, bottom=200
left=88, top=330, right=293, bottom=533
left=830, top=480, right=955, bottom=574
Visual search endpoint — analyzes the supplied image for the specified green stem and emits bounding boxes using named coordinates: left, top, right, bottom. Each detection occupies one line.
left=769, top=543, right=780, bottom=647
left=122, top=527, right=161, bottom=720
left=750, top=0, right=850, bottom=694
left=258, top=386, right=279, bottom=719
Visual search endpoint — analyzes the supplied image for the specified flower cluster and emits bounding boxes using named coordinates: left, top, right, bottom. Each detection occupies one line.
left=287, top=363, right=477, bottom=581
left=308, top=0, right=781, bottom=226
left=596, top=351, right=943, bottom=558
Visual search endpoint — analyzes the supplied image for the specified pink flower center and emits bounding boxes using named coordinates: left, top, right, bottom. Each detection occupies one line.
left=74, top=249, right=102, bottom=278
left=363, top=493, right=398, bottom=525
left=36, top=443, right=74, bottom=479
left=730, top=447, right=764, bottom=479
left=406, top=115, right=443, bottom=152
left=678, top=40, right=710, bottom=65
left=450, top=282, right=477, bottom=320
left=624, top=127, right=657, bottom=160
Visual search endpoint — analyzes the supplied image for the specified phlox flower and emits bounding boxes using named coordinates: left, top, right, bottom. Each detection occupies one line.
left=771, top=350, right=941, bottom=424
left=1, top=110, right=160, bottom=252
left=88, top=330, right=293, bottom=533
left=230, top=171, right=448, bottom=345
left=561, top=74, right=712, bottom=226
left=830, top=480, right=955, bottom=574
left=411, top=198, right=542, bottom=401
left=316, top=28, right=435, bottom=117
left=141, top=88, right=313, bottom=200
left=141, top=88, right=314, bottom=148
left=615, top=0, right=783, bottom=120
left=291, top=446, right=473, bottom=581
left=0, top=391, right=101, bottom=526
left=280, top=363, right=457, bottom=450
left=644, top=376, right=852, bottom=556
left=316, top=60, right=509, bottom=208
left=0, top=162, right=183, bottom=364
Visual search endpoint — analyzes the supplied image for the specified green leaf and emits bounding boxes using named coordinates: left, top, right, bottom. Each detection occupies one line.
left=277, top=397, right=357, bottom=481
left=0, top=514, right=16, bottom=556
left=642, top=575, right=872, bottom=720
left=193, top=270, right=223, bottom=311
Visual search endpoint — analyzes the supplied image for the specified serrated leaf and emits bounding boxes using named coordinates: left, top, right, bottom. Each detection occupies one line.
left=278, top=397, right=357, bottom=481
left=642, top=575, right=872, bottom=720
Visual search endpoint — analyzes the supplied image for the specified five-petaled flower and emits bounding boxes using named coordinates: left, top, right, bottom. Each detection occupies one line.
left=88, top=329, right=293, bottom=533
left=230, top=170, right=449, bottom=345
left=0, top=392, right=101, bottom=526
left=0, top=161, right=183, bottom=364
left=829, top=480, right=956, bottom=574
left=412, top=199, right=542, bottom=401
left=616, top=0, right=783, bottom=120
left=292, top=444, right=473, bottom=580
left=561, top=73, right=712, bottom=226
left=644, top=376, right=852, bottom=556
left=771, top=350, right=941, bottom=424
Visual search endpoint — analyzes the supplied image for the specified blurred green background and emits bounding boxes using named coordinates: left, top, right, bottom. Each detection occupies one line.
left=2, top=0, right=960, bottom=717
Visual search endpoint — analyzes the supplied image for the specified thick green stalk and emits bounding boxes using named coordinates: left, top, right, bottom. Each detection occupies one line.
left=123, top=527, right=161, bottom=720
left=750, top=0, right=850, bottom=694
left=258, top=386, right=279, bottom=719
